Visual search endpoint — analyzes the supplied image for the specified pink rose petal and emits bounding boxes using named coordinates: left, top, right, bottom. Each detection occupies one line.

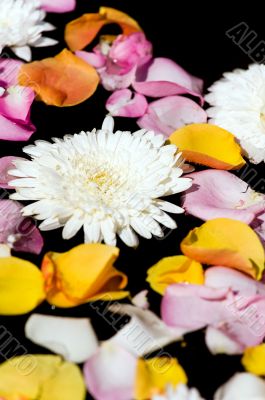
left=133, top=57, right=204, bottom=103
left=0, top=114, right=35, bottom=141
left=83, top=343, right=136, bottom=400
left=0, top=86, right=35, bottom=122
left=137, top=95, right=207, bottom=136
left=182, top=170, right=265, bottom=224
left=39, top=0, right=76, bottom=12
left=106, top=89, right=148, bottom=117
left=0, top=59, right=23, bottom=86
left=76, top=51, right=106, bottom=69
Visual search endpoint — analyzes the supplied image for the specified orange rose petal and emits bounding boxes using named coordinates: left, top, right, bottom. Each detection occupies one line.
left=169, top=124, right=245, bottom=170
left=65, top=7, right=142, bottom=51
left=18, top=49, right=99, bottom=106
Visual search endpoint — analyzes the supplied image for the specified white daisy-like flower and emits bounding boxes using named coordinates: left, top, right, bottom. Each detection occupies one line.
left=0, top=0, right=57, bottom=61
left=206, top=63, right=265, bottom=164
left=152, top=384, right=205, bottom=400
left=9, top=116, right=191, bottom=247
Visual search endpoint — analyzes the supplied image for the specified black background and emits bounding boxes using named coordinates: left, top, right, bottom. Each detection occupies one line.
left=1, top=1, right=264, bottom=399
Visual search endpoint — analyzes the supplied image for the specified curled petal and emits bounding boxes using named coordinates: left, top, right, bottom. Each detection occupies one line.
left=133, top=57, right=203, bottom=102
left=65, top=7, right=142, bottom=51
left=0, top=257, right=45, bottom=315
left=181, top=218, right=265, bottom=278
left=41, top=243, right=128, bottom=307
left=40, top=0, right=76, bottom=13
left=169, top=124, right=245, bottom=170
left=0, top=114, right=35, bottom=141
left=76, top=50, right=106, bottom=69
left=84, top=343, right=137, bottom=400
left=214, top=373, right=265, bottom=400
left=137, top=96, right=207, bottom=136
left=147, top=255, right=204, bottom=295
left=18, top=49, right=100, bottom=107
left=106, top=89, right=148, bottom=117
left=0, top=86, right=35, bottom=122
left=182, top=170, right=265, bottom=224
left=205, top=326, right=244, bottom=355
left=0, top=355, right=85, bottom=400
left=25, top=314, right=99, bottom=363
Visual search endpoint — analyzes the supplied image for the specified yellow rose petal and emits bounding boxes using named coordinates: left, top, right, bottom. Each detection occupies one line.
left=169, top=124, right=245, bottom=170
left=0, top=257, right=45, bottom=315
left=181, top=218, right=265, bottom=279
left=147, top=255, right=204, bottom=295
left=242, top=344, right=265, bottom=376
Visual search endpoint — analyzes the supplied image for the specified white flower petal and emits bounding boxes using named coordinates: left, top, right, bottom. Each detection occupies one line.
left=214, top=373, right=265, bottom=400
left=25, top=314, right=99, bottom=363
left=11, top=45, right=32, bottom=61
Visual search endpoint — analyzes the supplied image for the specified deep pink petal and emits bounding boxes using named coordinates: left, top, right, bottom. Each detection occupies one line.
left=0, top=58, right=23, bottom=86
left=106, top=89, right=148, bottom=117
left=182, top=170, right=265, bottom=224
left=0, top=114, right=35, bottom=141
left=0, top=200, right=23, bottom=243
left=161, top=284, right=230, bottom=331
left=0, top=156, right=23, bottom=189
left=83, top=344, right=136, bottom=400
left=0, top=86, right=35, bottom=122
left=133, top=58, right=204, bottom=103
left=137, top=96, right=207, bottom=136
left=205, top=267, right=265, bottom=296
left=13, top=219, right=44, bottom=255
left=75, top=51, right=106, bottom=69
left=39, top=0, right=76, bottom=12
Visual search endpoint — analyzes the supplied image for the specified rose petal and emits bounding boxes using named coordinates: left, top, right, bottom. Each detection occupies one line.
left=205, top=267, right=265, bottom=296
left=0, top=257, right=45, bottom=315
left=41, top=243, right=128, bottom=307
left=107, top=304, right=183, bottom=357
left=182, top=170, right=265, bottom=224
left=25, top=314, right=99, bottom=363
left=0, top=58, right=23, bottom=86
left=0, top=355, right=85, bottom=400
left=181, top=218, right=265, bottom=278
left=18, top=49, right=99, bottom=107
left=205, top=326, right=244, bottom=355
left=242, top=344, right=265, bottom=376
left=65, top=7, right=142, bottom=51
left=169, top=124, right=245, bottom=170
left=214, top=373, right=265, bottom=400
left=0, top=86, right=35, bottom=122
left=135, top=357, right=187, bottom=399
left=0, top=114, right=35, bottom=141
left=84, top=343, right=137, bottom=400
left=106, top=89, right=148, bottom=117
left=137, top=96, right=207, bottom=136
left=133, top=57, right=203, bottom=102
left=76, top=50, right=106, bottom=69
left=40, top=0, right=76, bottom=13
left=146, top=255, right=204, bottom=295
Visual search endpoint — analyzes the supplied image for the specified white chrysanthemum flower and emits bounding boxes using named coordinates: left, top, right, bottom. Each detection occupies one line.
left=0, top=0, right=57, bottom=61
left=206, top=63, right=265, bottom=164
left=9, top=116, right=191, bottom=247
left=152, top=384, right=205, bottom=400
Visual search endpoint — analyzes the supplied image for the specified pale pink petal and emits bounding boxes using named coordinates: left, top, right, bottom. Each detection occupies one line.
left=107, top=303, right=183, bottom=357
left=182, top=170, right=265, bottom=224
left=0, top=86, right=35, bottom=122
left=0, top=58, right=23, bottom=86
left=0, top=114, right=35, bottom=141
left=83, top=343, right=136, bottom=400
left=205, top=326, right=244, bottom=355
left=133, top=58, right=204, bottom=103
left=25, top=314, right=98, bottom=363
left=100, top=66, right=137, bottom=91
left=0, top=156, right=23, bottom=189
left=161, top=284, right=230, bottom=332
left=76, top=51, right=106, bottom=69
left=106, top=89, right=148, bottom=117
left=252, top=212, right=265, bottom=245
left=214, top=373, right=265, bottom=400
left=39, top=0, right=76, bottom=13
left=12, top=219, right=44, bottom=254
left=205, top=267, right=265, bottom=296
left=137, top=96, right=207, bottom=136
